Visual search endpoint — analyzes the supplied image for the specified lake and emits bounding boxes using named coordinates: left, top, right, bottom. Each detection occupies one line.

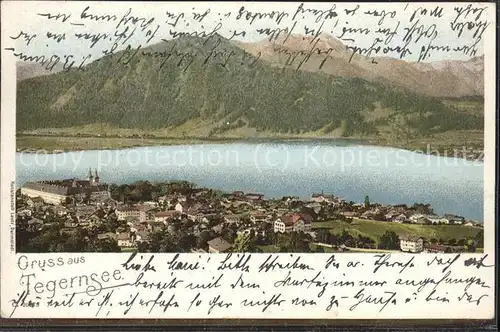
left=16, top=142, right=484, bottom=221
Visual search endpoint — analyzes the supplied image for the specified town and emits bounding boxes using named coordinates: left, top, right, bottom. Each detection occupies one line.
left=16, top=169, right=484, bottom=254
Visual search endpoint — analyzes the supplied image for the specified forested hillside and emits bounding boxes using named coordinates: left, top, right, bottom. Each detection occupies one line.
left=17, top=35, right=483, bottom=139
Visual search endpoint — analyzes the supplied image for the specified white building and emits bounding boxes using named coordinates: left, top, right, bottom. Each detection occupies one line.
left=116, top=206, right=144, bottom=221
left=17, top=209, right=32, bottom=218
left=399, top=235, right=424, bottom=253
left=21, top=186, right=67, bottom=205
left=175, top=202, right=188, bottom=213
left=20, top=169, right=110, bottom=205
left=53, top=206, right=68, bottom=217
left=274, top=213, right=313, bottom=233
left=393, top=214, right=407, bottom=223
left=224, top=214, right=241, bottom=224
left=427, top=215, right=449, bottom=224
left=117, top=232, right=133, bottom=248
left=311, top=193, right=342, bottom=205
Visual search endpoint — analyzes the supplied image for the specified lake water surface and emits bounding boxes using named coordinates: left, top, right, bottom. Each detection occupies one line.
left=16, top=142, right=484, bottom=221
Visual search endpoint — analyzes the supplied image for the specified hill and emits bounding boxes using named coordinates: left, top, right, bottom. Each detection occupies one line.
left=312, top=218, right=482, bottom=244
left=16, top=34, right=483, bottom=144
left=233, top=34, right=484, bottom=98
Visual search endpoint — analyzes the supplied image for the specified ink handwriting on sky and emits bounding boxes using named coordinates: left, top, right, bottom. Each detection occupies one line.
left=5, top=3, right=491, bottom=73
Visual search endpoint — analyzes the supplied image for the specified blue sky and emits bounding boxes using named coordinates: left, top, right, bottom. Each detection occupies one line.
left=3, top=1, right=494, bottom=64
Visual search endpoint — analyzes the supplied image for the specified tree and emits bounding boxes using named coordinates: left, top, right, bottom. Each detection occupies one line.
left=378, top=231, right=399, bottom=250
left=277, top=232, right=311, bottom=252
left=315, top=229, right=331, bottom=244
left=264, top=229, right=278, bottom=246
left=466, top=238, right=476, bottom=253
left=474, top=230, right=484, bottom=248
left=16, top=219, right=37, bottom=252
left=137, top=241, right=149, bottom=252
left=63, top=229, right=89, bottom=252
left=412, top=203, right=434, bottom=215
left=221, top=224, right=238, bottom=243
left=178, top=233, right=197, bottom=252
left=232, top=233, right=258, bottom=253
left=131, top=181, right=155, bottom=201
left=364, top=195, right=370, bottom=207
left=109, top=184, right=119, bottom=200
left=149, top=231, right=165, bottom=252
left=103, top=214, right=123, bottom=233
left=315, top=246, right=325, bottom=253
left=300, top=206, right=317, bottom=220
left=329, top=233, right=338, bottom=246
left=357, top=235, right=376, bottom=249
left=95, top=238, right=121, bottom=252
left=25, top=224, right=64, bottom=252
left=339, top=229, right=353, bottom=245
left=317, top=206, right=327, bottom=221
left=122, top=185, right=131, bottom=203
left=83, top=191, right=92, bottom=204
left=197, top=231, right=213, bottom=250
left=390, top=114, right=419, bottom=143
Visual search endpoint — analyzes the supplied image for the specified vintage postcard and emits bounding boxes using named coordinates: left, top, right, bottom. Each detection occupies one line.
left=1, top=1, right=496, bottom=321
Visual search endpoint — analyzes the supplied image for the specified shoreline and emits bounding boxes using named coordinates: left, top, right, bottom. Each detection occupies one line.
left=16, top=136, right=366, bottom=153
left=16, top=134, right=484, bottom=161
left=15, top=178, right=484, bottom=223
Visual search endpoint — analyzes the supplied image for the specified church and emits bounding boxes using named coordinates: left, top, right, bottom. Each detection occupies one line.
left=21, top=168, right=110, bottom=205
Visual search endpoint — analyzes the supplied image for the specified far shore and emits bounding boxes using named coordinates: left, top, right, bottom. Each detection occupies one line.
left=16, top=134, right=366, bottom=153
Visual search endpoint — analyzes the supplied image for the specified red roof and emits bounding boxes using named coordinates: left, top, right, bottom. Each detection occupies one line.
left=280, top=213, right=312, bottom=226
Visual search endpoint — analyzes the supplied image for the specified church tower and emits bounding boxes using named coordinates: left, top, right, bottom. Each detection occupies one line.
left=94, top=169, right=100, bottom=184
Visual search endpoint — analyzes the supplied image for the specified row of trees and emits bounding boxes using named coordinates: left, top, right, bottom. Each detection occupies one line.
left=17, top=221, right=122, bottom=253
left=108, top=180, right=197, bottom=203
left=315, top=228, right=377, bottom=249
left=313, top=228, right=484, bottom=252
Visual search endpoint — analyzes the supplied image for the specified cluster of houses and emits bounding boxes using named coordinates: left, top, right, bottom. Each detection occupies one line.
left=16, top=186, right=315, bottom=252
left=305, top=193, right=476, bottom=226
left=398, top=234, right=477, bottom=254
left=336, top=204, right=474, bottom=226
left=16, top=177, right=481, bottom=253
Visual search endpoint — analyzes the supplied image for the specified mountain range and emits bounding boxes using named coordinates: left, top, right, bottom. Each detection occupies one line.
left=234, top=34, right=484, bottom=98
left=16, top=61, right=63, bottom=81
left=16, top=34, right=483, bottom=141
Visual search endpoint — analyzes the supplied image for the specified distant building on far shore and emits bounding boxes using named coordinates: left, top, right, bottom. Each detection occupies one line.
left=20, top=168, right=110, bottom=205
